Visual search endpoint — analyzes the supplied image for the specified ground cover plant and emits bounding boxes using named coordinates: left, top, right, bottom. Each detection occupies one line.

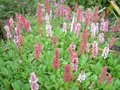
left=0, top=0, right=120, bottom=90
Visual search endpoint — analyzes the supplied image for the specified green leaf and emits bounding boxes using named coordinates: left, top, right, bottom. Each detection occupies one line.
left=12, top=82, right=20, bottom=90
left=1, top=67, right=9, bottom=76
left=3, top=79, right=10, bottom=89
left=22, top=83, right=30, bottom=90
left=90, top=62, right=102, bottom=75
left=12, top=80, right=23, bottom=90
left=79, top=54, right=87, bottom=67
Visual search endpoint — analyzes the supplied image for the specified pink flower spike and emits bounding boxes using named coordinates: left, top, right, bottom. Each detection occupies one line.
left=55, top=8, right=59, bottom=16
left=52, top=36, right=57, bottom=46
left=45, top=0, right=50, bottom=14
left=36, top=3, right=42, bottom=25
left=34, top=43, right=42, bottom=60
left=15, top=25, right=20, bottom=36
left=70, top=42, right=76, bottom=52
left=52, top=56, right=60, bottom=70
left=98, top=66, right=107, bottom=84
left=86, top=43, right=90, bottom=53
left=92, top=6, right=99, bottom=23
left=4, top=25, right=12, bottom=39
left=102, top=66, right=107, bottom=78
left=74, top=2, right=78, bottom=12
left=45, top=23, right=52, bottom=37
left=107, top=74, right=112, bottom=84
left=29, top=72, right=39, bottom=90
left=63, top=64, right=72, bottom=82
left=92, top=41, right=98, bottom=58
left=8, top=17, right=14, bottom=28
left=109, top=37, right=115, bottom=48
left=62, top=22, right=67, bottom=33
left=85, top=9, right=92, bottom=27
left=24, top=20, right=31, bottom=32
left=102, top=44, right=109, bottom=59
left=98, top=33, right=104, bottom=44
left=59, top=5, right=64, bottom=17
left=77, top=8, right=82, bottom=22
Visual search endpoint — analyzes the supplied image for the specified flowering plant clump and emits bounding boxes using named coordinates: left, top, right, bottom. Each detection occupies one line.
left=0, top=0, right=120, bottom=90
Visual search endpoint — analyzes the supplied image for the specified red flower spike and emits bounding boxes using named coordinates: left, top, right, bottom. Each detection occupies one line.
left=109, top=37, right=115, bottom=48
left=52, top=36, right=57, bottom=46
left=85, top=9, right=92, bottom=27
left=111, top=26, right=116, bottom=32
left=107, top=74, right=112, bottom=84
left=92, top=6, right=99, bottom=23
left=34, top=44, right=42, bottom=60
left=52, top=56, right=60, bottom=70
left=101, top=66, right=107, bottom=78
left=74, top=2, right=78, bottom=12
left=52, top=48, right=60, bottom=70
left=59, top=5, right=64, bottom=17
left=36, top=3, right=42, bottom=25
left=77, top=8, right=82, bottom=22
left=80, top=30, right=88, bottom=55
left=63, top=64, right=72, bottom=82
left=54, top=48, right=59, bottom=58
left=98, top=74, right=104, bottom=84
left=45, top=0, right=50, bottom=14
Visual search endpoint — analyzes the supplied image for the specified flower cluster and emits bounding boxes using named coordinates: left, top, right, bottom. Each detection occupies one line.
left=34, top=43, right=42, bottom=60
left=98, top=66, right=112, bottom=84
left=62, top=22, right=67, bottom=33
left=4, top=25, right=12, bottom=39
left=36, top=3, right=43, bottom=25
left=13, top=26, right=23, bottom=49
left=100, top=19, right=109, bottom=32
left=8, top=17, right=14, bottom=28
left=92, top=6, right=99, bottom=23
left=98, top=33, right=104, bottom=44
left=86, top=43, right=91, bottom=53
left=63, top=64, right=72, bottom=82
left=90, top=23, right=99, bottom=39
left=45, top=0, right=50, bottom=14
left=85, top=9, right=92, bottom=27
left=45, top=13, right=52, bottom=37
left=77, top=70, right=86, bottom=83
left=52, top=48, right=60, bottom=70
left=92, top=41, right=98, bottom=58
left=80, top=30, right=88, bottom=55
left=102, top=44, right=109, bottom=59
left=52, top=36, right=58, bottom=47
left=73, top=23, right=81, bottom=37
left=68, top=42, right=78, bottom=71
left=29, top=72, right=39, bottom=90
left=109, top=37, right=115, bottom=48
left=77, top=8, right=82, bottom=22
left=16, top=13, right=31, bottom=32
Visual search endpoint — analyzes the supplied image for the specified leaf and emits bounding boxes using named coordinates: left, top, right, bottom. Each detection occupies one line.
left=79, top=54, right=87, bottom=67
left=83, top=80, right=90, bottom=89
left=89, top=74, right=98, bottom=81
left=12, top=82, right=20, bottom=90
left=22, top=83, right=30, bottom=90
left=12, top=80, right=23, bottom=90
left=90, top=62, right=102, bottom=75
left=1, top=67, right=9, bottom=76
left=3, top=79, right=10, bottom=89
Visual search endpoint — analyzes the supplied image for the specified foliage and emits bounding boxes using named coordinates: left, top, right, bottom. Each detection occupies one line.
left=0, top=0, right=120, bottom=90
left=0, top=16, right=120, bottom=89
